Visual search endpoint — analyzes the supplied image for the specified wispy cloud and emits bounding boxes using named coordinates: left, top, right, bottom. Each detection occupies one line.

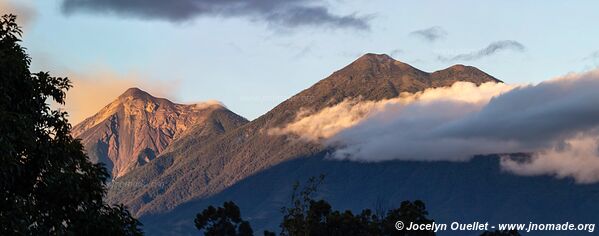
left=389, top=49, right=403, bottom=57
left=584, top=51, right=599, bottom=62
left=61, top=0, right=371, bottom=31
left=410, top=26, right=447, bottom=42
left=439, top=40, right=525, bottom=61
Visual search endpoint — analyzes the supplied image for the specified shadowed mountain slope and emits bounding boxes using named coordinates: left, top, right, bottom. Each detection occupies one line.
left=140, top=154, right=599, bottom=236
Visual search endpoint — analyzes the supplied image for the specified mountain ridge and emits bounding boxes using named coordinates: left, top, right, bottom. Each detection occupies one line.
left=106, top=54, right=503, bottom=216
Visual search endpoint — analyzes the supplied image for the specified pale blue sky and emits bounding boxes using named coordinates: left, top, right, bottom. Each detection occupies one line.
left=4, top=0, right=599, bottom=120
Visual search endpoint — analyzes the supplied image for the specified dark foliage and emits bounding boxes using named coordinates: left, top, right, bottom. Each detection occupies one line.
left=195, top=201, right=253, bottom=236
left=278, top=175, right=434, bottom=236
left=197, top=175, right=440, bottom=236
left=381, top=200, right=435, bottom=236
left=263, top=230, right=277, bottom=236
left=0, top=14, right=142, bottom=235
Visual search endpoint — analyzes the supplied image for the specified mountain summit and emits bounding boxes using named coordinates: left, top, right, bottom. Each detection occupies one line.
left=118, top=87, right=153, bottom=99
left=267, top=53, right=500, bottom=125
left=72, top=88, right=247, bottom=178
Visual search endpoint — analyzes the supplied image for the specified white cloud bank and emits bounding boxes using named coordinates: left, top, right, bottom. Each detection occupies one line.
left=269, top=81, right=516, bottom=141
left=271, top=69, right=599, bottom=183
left=501, top=134, right=599, bottom=184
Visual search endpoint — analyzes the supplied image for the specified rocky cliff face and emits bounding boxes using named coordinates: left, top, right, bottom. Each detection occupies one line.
left=72, top=88, right=248, bottom=178
left=106, top=54, right=502, bottom=216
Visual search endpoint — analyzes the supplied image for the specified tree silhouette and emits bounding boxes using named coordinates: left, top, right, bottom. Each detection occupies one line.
left=195, top=175, right=440, bottom=236
left=381, top=200, right=435, bottom=236
left=277, top=175, right=435, bottom=236
left=0, top=14, right=141, bottom=235
left=195, top=201, right=253, bottom=236
left=279, top=175, right=326, bottom=236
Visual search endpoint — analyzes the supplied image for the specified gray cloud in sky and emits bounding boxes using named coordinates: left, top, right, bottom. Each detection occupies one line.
left=584, top=51, right=599, bottom=61
left=410, top=26, right=447, bottom=42
left=440, top=40, right=525, bottom=61
left=389, top=49, right=403, bottom=57
left=61, top=0, right=371, bottom=30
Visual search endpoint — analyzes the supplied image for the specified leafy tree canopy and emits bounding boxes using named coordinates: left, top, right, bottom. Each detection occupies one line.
left=0, top=14, right=142, bottom=235
left=196, top=176, right=521, bottom=236
left=197, top=176, right=438, bottom=236
left=195, top=201, right=253, bottom=236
